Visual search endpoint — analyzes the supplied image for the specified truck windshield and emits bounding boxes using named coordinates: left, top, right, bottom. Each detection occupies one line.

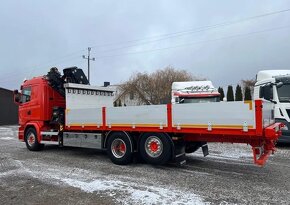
left=180, top=96, right=220, bottom=103
left=277, top=84, right=290, bottom=103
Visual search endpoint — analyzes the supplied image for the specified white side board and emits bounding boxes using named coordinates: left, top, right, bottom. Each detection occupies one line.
left=65, top=83, right=114, bottom=126
left=66, top=108, right=103, bottom=127
left=172, top=102, right=255, bottom=129
left=66, top=100, right=260, bottom=130
left=65, top=83, right=114, bottom=109
left=106, top=105, right=168, bottom=128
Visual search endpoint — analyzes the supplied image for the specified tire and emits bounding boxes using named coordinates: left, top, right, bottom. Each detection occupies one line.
left=25, top=127, right=44, bottom=151
left=106, top=132, right=133, bottom=165
left=139, top=133, right=172, bottom=165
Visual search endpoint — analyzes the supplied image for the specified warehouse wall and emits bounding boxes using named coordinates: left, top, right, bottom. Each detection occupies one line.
left=0, top=88, right=18, bottom=125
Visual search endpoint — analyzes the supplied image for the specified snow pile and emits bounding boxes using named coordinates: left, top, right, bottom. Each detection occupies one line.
left=1, top=137, right=14, bottom=140
left=193, top=143, right=252, bottom=161
left=2, top=159, right=207, bottom=205
left=62, top=177, right=205, bottom=205
left=0, top=126, right=18, bottom=139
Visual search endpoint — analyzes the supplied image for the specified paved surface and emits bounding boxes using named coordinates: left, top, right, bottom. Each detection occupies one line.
left=0, top=125, right=290, bottom=205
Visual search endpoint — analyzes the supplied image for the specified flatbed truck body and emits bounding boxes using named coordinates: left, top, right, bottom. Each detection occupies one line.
left=14, top=67, right=282, bottom=166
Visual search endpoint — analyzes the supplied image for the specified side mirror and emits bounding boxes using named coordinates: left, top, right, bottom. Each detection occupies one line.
left=259, top=84, right=273, bottom=101
left=13, top=90, right=21, bottom=104
left=276, top=82, right=283, bottom=88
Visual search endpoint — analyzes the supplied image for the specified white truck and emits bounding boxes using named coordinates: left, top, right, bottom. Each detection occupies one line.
left=171, top=81, right=220, bottom=104
left=254, top=70, right=290, bottom=143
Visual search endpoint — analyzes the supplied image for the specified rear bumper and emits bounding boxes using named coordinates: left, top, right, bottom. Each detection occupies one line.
left=252, top=122, right=283, bottom=166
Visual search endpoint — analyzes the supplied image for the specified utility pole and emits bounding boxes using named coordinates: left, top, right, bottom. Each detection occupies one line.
left=82, top=47, right=95, bottom=83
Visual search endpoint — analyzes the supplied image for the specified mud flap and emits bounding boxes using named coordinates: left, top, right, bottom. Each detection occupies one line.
left=202, top=144, right=209, bottom=157
left=172, top=142, right=186, bottom=166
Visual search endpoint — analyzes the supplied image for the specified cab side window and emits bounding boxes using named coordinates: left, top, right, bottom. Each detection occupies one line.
left=21, top=87, right=32, bottom=103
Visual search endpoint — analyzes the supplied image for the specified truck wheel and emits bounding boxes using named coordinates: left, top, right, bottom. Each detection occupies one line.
left=107, top=132, right=133, bottom=165
left=25, top=127, right=44, bottom=151
left=139, top=133, right=171, bottom=165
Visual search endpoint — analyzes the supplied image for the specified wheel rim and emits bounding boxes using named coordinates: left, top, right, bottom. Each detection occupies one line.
left=145, top=136, right=163, bottom=158
left=111, top=138, right=127, bottom=159
left=27, top=132, right=36, bottom=146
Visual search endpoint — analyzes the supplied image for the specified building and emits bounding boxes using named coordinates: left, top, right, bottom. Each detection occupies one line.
left=106, top=83, right=149, bottom=107
left=113, top=85, right=145, bottom=106
left=0, top=87, right=18, bottom=125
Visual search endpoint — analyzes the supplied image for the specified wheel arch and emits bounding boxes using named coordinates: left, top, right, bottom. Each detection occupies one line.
left=24, top=122, right=41, bottom=142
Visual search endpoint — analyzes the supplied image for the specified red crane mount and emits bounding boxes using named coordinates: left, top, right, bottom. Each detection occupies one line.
left=14, top=67, right=283, bottom=166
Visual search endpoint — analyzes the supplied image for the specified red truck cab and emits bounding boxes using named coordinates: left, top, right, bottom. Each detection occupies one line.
left=14, top=77, right=65, bottom=143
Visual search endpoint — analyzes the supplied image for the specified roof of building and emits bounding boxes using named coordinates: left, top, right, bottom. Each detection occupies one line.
left=0, top=87, right=13, bottom=93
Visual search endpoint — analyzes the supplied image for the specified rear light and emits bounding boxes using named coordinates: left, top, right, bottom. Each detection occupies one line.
left=281, top=125, right=288, bottom=131
left=255, top=148, right=260, bottom=155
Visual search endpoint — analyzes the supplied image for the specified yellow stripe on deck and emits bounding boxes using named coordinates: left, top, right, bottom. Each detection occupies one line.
left=174, top=124, right=254, bottom=129
left=110, top=124, right=163, bottom=127
left=68, top=123, right=99, bottom=127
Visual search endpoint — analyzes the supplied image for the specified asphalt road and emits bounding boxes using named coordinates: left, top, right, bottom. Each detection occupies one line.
left=0, top=125, right=290, bottom=205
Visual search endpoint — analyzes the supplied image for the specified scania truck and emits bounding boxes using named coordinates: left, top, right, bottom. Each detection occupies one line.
left=14, top=67, right=282, bottom=166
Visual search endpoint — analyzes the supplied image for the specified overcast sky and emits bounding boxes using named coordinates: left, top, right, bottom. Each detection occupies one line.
left=0, top=0, right=290, bottom=90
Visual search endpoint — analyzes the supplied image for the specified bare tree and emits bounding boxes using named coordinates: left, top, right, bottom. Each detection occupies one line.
left=241, top=78, right=256, bottom=90
left=120, top=66, right=202, bottom=104
left=241, top=78, right=256, bottom=97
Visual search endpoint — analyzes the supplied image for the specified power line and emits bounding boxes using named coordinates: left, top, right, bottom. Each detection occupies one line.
left=94, top=25, right=290, bottom=59
left=0, top=55, right=82, bottom=81
left=28, top=50, right=86, bottom=78
left=1, top=25, right=288, bottom=88
left=0, top=56, right=85, bottom=85
left=10, top=8, right=290, bottom=74
left=2, top=8, right=290, bottom=80
left=3, top=23, right=288, bottom=83
left=90, top=8, right=290, bottom=50
left=0, top=49, right=86, bottom=78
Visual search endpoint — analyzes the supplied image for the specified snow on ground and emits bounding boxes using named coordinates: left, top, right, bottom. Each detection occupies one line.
left=193, top=143, right=253, bottom=161
left=0, top=126, right=270, bottom=204
left=63, top=177, right=206, bottom=205
left=0, top=157, right=207, bottom=205
left=0, top=137, right=14, bottom=140
left=0, top=126, right=18, bottom=138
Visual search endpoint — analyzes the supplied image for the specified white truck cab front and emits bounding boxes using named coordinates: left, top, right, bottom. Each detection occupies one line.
left=254, top=70, right=290, bottom=143
left=171, top=81, right=220, bottom=104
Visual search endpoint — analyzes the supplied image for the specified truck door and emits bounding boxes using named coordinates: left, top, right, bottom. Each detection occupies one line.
left=19, top=85, right=41, bottom=125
